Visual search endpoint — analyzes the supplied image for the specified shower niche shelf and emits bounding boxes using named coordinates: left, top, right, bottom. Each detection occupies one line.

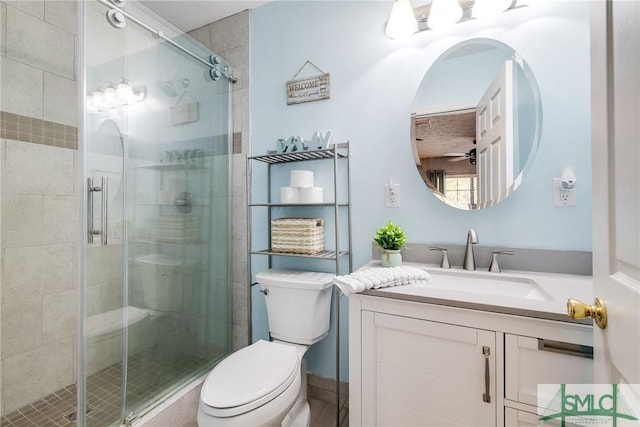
left=135, top=239, right=206, bottom=246
left=132, top=157, right=209, bottom=252
left=135, top=162, right=206, bottom=171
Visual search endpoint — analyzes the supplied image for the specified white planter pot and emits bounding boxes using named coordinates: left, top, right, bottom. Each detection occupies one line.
left=381, top=249, right=402, bottom=267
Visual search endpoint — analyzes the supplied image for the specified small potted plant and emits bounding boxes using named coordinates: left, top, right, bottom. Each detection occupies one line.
left=373, top=221, right=407, bottom=267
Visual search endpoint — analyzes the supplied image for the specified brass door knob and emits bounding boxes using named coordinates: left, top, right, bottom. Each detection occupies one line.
left=567, top=297, right=607, bottom=329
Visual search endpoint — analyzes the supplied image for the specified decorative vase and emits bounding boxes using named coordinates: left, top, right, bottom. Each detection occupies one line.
left=381, top=249, right=402, bottom=267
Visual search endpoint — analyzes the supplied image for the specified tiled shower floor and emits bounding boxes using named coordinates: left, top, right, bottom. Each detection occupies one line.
left=1, top=346, right=209, bottom=427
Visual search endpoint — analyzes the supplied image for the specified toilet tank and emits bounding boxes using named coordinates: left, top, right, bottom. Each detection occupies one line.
left=256, top=269, right=335, bottom=345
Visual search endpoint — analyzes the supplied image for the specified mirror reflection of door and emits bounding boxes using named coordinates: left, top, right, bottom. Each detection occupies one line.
left=476, top=59, right=516, bottom=207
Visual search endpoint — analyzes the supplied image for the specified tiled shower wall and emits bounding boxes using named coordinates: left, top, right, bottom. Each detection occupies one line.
left=0, top=0, right=79, bottom=414
left=189, top=11, right=251, bottom=352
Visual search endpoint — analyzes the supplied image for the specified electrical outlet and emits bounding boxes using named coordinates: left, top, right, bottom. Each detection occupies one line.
left=385, top=183, right=400, bottom=207
left=552, top=178, right=577, bottom=206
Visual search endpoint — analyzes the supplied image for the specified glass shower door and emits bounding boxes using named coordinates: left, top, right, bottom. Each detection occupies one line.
left=82, top=0, right=232, bottom=424
left=121, top=16, right=232, bottom=421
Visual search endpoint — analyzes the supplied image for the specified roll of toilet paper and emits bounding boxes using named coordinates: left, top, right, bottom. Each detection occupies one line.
left=280, top=187, right=299, bottom=204
left=290, top=170, right=314, bottom=188
left=298, top=187, right=323, bottom=203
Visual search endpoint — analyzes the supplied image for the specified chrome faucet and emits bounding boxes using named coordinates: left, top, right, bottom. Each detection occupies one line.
left=463, top=229, right=479, bottom=270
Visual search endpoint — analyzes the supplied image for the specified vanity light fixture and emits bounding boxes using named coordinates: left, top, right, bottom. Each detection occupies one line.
left=389, top=0, right=526, bottom=38
left=103, top=85, right=117, bottom=105
left=472, top=0, right=513, bottom=19
left=116, top=81, right=135, bottom=102
left=385, top=0, right=419, bottom=39
left=427, top=0, right=463, bottom=30
left=90, top=90, right=106, bottom=111
left=87, top=79, right=146, bottom=112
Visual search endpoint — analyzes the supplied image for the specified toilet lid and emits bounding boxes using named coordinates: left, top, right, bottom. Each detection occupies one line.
left=201, top=340, right=299, bottom=415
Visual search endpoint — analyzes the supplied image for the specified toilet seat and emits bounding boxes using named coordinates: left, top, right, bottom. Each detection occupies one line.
left=200, top=340, right=300, bottom=418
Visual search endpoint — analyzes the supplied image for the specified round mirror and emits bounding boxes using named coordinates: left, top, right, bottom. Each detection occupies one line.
left=91, top=119, right=124, bottom=204
left=411, top=38, right=542, bottom=210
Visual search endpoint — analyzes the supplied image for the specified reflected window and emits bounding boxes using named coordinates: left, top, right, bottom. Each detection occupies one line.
left=444, top=175, right=477, bottom=207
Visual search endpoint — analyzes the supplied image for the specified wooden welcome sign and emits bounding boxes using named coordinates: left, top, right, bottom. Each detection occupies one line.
left=286, top=61, right=330, bottom=105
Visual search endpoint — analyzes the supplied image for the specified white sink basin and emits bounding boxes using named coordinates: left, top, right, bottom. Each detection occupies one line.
left=382, top=266, right=555, bottom=302
left=427, top=269, right=554, bottom=301
left=358, top=260, right=594, bottom=317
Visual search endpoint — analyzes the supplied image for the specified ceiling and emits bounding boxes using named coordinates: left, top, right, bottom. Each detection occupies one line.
left=140, top=0, right=271, bottom=32
left=412, top=111, right=476, bottom=159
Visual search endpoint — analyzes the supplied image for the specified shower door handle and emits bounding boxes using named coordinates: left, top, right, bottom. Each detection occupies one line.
left=88, top=177, right=108, bottom=246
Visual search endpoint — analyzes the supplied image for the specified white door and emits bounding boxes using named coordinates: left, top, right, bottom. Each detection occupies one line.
left=590, top=0, right=640, bottom=389
left=476, top=60, right=515, bottom=207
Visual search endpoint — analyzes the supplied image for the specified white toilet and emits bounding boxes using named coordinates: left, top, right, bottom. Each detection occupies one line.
left=197, top=269, right=335, bottom=427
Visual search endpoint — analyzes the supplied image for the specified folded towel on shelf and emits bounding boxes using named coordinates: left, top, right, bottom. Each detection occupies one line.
left=333, top=266, right=431, bottom=295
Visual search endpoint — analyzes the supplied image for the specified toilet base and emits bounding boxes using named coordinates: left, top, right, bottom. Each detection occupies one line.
left=281, top=365, right=309, bottom=427
left=197, top=389, right=309, bottom=427
left=285, top=401, right=310, bottom=427
left=197, top=357, right=310, bottom=427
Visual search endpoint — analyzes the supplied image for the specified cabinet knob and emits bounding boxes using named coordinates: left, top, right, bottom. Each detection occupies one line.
left=567, top=297, right=607, bottom=329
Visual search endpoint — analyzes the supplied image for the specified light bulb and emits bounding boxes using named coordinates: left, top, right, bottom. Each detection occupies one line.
left=86, top=95, right=96, bottom=111
left=91, top=91, right=105, bottom=110
left=472, top=0, right=513, bottom=19
left=133, top=90, right=145, bottom=103
left=116, top=82, right=134, bottom=104
left=385, top=0, right=418, bottom=39
left=427, top=0, right=463, bottom=30
left=104, top=86, right=117, bottom=106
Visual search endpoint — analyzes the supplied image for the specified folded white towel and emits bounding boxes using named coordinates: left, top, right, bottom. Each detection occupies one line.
left=333, top=266, right=431, bottom=295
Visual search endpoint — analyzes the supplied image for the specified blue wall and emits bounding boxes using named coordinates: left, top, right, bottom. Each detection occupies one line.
left=250, top=0, right=592, bottom=380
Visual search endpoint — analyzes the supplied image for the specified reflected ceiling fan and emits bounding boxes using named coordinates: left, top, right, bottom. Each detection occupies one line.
left=443, top=148, right=476, bottom=165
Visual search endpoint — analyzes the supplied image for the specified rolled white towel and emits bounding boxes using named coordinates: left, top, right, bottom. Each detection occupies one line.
left=333, top=266, right=431, bottom=295
left=333, top=275, right=365, bottom=294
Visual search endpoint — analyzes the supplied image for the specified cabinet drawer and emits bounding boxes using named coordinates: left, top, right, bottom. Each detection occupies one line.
left=505, top=334, right=593, bottom=407
left=505, top=407, right=564, bottom=427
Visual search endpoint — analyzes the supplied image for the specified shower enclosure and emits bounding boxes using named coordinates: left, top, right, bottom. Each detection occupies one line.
left=80, top=0, right=234, bottom=424
left=0, top=0, right=233, bottom=423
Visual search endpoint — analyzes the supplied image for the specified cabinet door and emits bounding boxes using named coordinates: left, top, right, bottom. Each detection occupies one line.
left=505, top=334, right=593, bottom=408
left=362, top=312, right=496, bottom=426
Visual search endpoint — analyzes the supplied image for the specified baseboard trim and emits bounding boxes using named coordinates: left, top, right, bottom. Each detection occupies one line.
left=307, top=373, right=349, bottom=410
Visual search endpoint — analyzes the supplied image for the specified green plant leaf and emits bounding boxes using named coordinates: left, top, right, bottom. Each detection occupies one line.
left=372, top=221, right=407, bottom=250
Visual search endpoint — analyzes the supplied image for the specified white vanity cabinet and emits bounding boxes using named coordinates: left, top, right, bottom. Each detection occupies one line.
left=349, top=293, right=593, bottom=427
left=359, top=311, right=497, bottom=426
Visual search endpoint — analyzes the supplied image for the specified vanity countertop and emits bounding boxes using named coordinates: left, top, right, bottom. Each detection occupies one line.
left=357, top=261, right=593, bottom=324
